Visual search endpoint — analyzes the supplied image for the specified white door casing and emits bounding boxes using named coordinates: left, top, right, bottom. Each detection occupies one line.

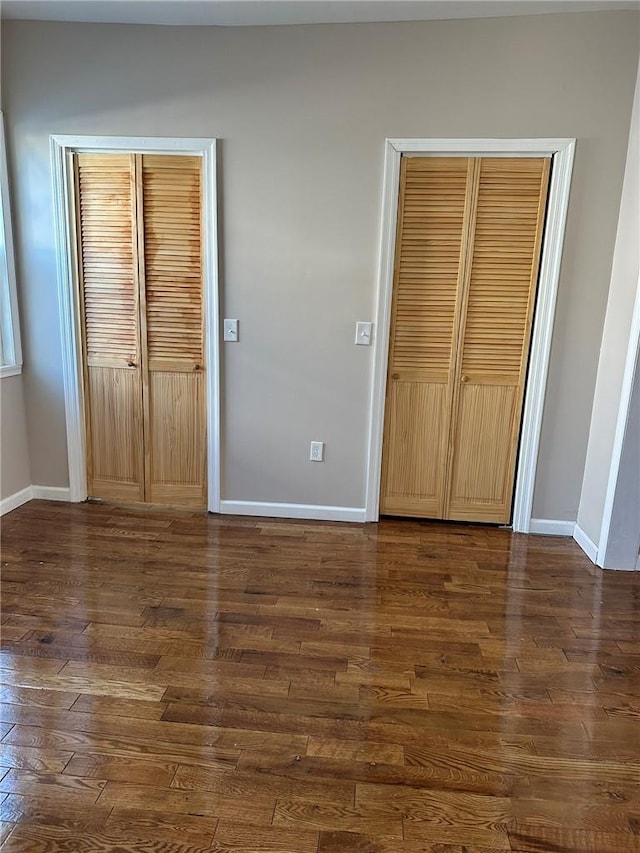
left=365, top=138, right=576, bottom=531
left=51, top=135, right=220, bottom=512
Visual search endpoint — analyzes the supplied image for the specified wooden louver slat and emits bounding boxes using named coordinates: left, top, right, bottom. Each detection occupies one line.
left=75, top=152, right=206, bottom=508
left=142, top=155, right=203, bottom=366
left=447, top=157, right=550, bottom=522
left=76, top=154, right=138, bottom=364
left=140, top=154, right=206, bottom=508
left=75, top=153, right=144, bottom=502
left=381, top=154, right=550, bottom=524
left=461, top=159, right=549, bottom=380
left=380, top=157, right=472, bottom=519
left=391, top=158, right=468, bottom=376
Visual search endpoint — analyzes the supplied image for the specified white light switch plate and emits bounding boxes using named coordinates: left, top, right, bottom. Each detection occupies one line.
left=355, top=321, right=372, bottom=346
left=223, top=319, right=239, bottom=341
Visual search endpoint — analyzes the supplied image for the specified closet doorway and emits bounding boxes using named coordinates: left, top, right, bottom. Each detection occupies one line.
left=365, top=138, right=576, bottom=532
left=381, top=155, right=550, bottom=524
left=52, top=136, right=220, bottom=512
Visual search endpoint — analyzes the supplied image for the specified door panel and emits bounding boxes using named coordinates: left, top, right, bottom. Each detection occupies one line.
left=380, top=157, right=471, bottom=517
left=87, top=366, right=144, bottom=501
left=447, top=158, right=550, bottom=523
left=141, top=155, right=206, bottom=507
left=382, top=155, right=550, bottom=524
left=382, top=377, right=448, bottom=517
left=76, top=153, right=144, bottom=502
left=148, top=369, right=205, bottom=506
left=447, top=382, right=518, bottom=522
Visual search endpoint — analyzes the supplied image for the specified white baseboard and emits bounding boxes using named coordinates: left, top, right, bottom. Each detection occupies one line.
left=0, top=485, right=33, bottom=516
left=1, top=484, right=72, bottom=516
left=529, top=518, right=576, bottom=536
left=31, top=485, right=72, bottom=502
left=573, top=523, right=598, bottom=563
left=219, top=500, right=367, bottom=523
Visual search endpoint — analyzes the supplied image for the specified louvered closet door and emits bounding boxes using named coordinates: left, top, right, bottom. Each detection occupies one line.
left=75, top=154, right=145, bottom=502
left=140, top=155, right=206, bottom=507
left=381, top=155, right=550, bottom=523
left=447, top=158, right=550, bottom=522
left=380, top=157, right=473, bottom=517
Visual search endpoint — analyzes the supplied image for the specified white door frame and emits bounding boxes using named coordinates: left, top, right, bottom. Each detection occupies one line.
left=596, top=275, right=640, bottom=567
left=50, top=134, right=220, bottom=512
left=364, top=137, right=576, bottom=530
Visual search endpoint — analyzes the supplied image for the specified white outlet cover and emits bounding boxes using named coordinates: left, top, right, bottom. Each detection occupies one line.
left=309, top=441, right=324, bottom=462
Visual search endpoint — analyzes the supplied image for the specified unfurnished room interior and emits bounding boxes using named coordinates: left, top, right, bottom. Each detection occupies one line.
left=0, top=1, right=639, bottom=850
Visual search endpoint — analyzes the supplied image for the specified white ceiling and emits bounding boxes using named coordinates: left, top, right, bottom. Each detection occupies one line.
left=2, top=0, right=638, bottom=27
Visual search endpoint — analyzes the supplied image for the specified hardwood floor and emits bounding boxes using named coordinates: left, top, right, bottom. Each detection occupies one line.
left=0, top=499, right=638, bottom=852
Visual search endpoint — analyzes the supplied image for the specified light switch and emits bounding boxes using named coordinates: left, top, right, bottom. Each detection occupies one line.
left=223, top=319, right=239, bottom=342
left=355, top=321, right=372, bottom=346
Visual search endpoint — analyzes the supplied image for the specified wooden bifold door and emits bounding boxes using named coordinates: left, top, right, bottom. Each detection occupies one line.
left=381, top=155, right=550, bottom=524
left=75, top=152, right=206, bottom=507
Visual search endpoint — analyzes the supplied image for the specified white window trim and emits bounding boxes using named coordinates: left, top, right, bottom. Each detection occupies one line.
left=50, top=134, right=220, bottom=510
left=364, top=137, right=576, bottom=532
left=0, top=112, right=23, bottom=377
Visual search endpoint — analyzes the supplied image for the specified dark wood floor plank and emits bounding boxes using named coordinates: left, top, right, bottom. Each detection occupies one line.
left=172, top=763, right=354, bottom=807
left=0, top=768, right=107, bottom=802
left=3, top=723, right=243, bottom=770
left=97, top=780, right=276, bottom=825
left=70, top=694, right=169, bottom=720
left=237, top=748, right=521, bottom=797
left=509, top=824, right=640, bottom=852
left=272, top=799, right=404, bottom=838
left=0, top=792, right=112, bottom=827
left=0, top=684, right=79, bottom=710
left=307, top=735, right=404, bottom=766
left=212, top=820, right=319, bottom=851
left=0, top=744, right=73, bottom=773
left=64, top=752, right=178, bottom=785
left=1, top=498, right=638, bottom=850
left=104, top=807, right=219, bottom=847
left=317, top=830, right=503, bottom=852
left=0, top=823, right=217, bottom=852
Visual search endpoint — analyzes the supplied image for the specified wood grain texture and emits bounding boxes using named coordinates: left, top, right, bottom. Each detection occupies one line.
left=447, top=383, right=518, bottom=520
left=147, top=370, right=205, bottom=507
left=447, top=157, right=550, bottom=523
left=381, top=157, right=470, bottom=518
left=86, top=366, right=145, bottom=500
left=142, top=154, right=207, bottom=508
left=1, top=499, right=639, bottom=852
left=75, top=154, right=139, bottom=365
left=380, top=380, right=447, bottom=517
left=75, top=153, right=206, bottom=509
left=75, top=153, right=145, bottom=502
left=382, top=156, right=550, bottom=525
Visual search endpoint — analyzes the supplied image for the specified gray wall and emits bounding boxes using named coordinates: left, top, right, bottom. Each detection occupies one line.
left=603, top=349, right=640, bottom=569
left=0, top=374, right=32, bottom=500
left=578, top=62, right=639, bottom=545
left=0, top=16, right=32, bottom=505
left=2, top=12, right=638, bottom=514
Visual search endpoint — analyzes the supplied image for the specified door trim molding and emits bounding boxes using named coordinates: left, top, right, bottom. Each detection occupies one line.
left=596, top=274, right=640, bottom=567
left=364, top=137, right=576, bottom=529
left=50, top=135, right=220, bottom=512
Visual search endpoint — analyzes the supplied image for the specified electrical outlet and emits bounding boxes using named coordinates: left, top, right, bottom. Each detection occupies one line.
left=309, top=441, right=324, bottom=462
